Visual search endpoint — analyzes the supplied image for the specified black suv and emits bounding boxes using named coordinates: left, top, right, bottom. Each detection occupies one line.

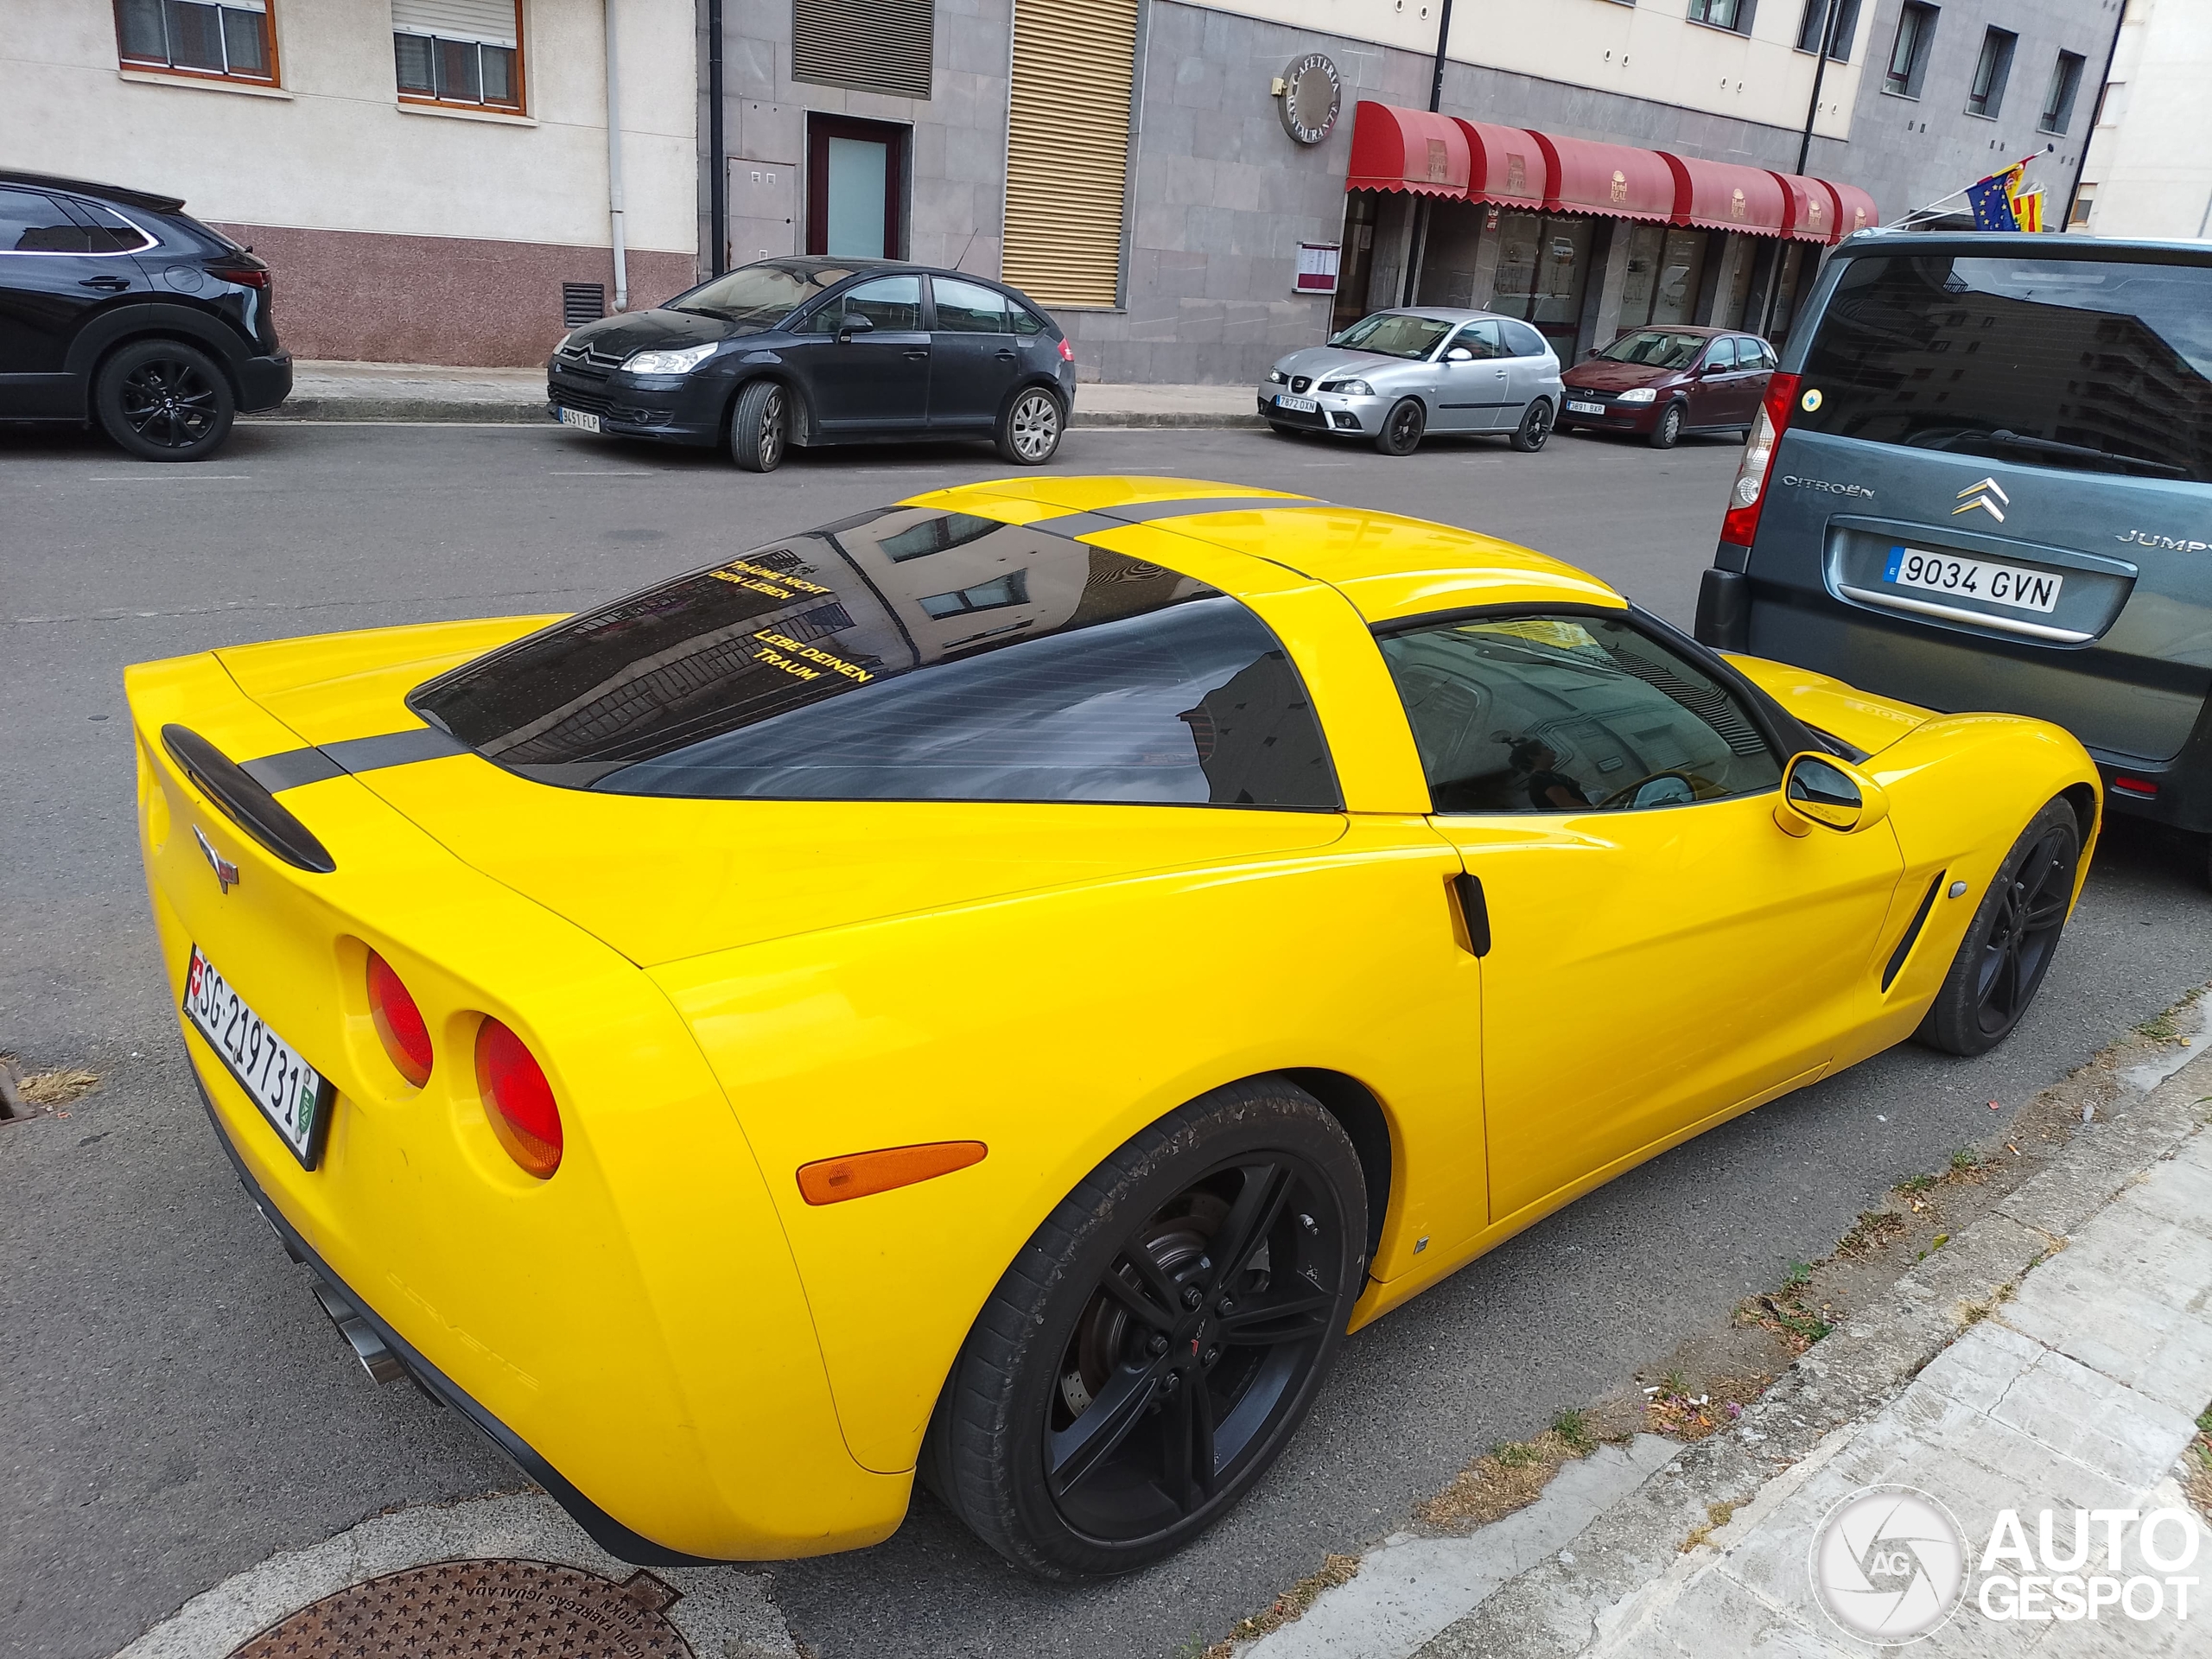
left=547, top=258, right=1077, bottom=472
left=0, top=172, right=290, bottom=461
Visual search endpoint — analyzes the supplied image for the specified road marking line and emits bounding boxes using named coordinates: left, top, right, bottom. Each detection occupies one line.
left=85, top=474, right=253, bottom=481
left=547, top=469, right=658, bottom=476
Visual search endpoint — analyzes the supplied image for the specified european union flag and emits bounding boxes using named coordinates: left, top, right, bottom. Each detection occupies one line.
left=1967, top=173, right=2020, bottom=232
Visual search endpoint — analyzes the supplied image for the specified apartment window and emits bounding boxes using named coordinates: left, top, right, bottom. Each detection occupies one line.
left=1795, top=0, right=1862, bottom=61
left=2041, top=50, right=2086, bottom=133
left=1884, top=3, right=1937, bottom=98
left=1687, top=0, right=1754, bottom=34
left=392, top=0, right=523, bottom=111
left=2067, top=182, right=2094, bottom=226
left=1966, top=28, right=2016, bottom=118
left=115, top=0, right=276, bottom=83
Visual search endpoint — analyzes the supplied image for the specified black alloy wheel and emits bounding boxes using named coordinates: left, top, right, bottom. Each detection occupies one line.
left=729, top=378, right=788, bottom=473
left=924, top=1080, right=1364, bottom=1577
left=1916, top=798, right=2082, bottom=1057
left=1648, top=402, right=1684, bottom=449
left=95, top=340, right=234, bottom=462
left=1375, top=397, right=1426, bottom=456
left=1510, top=398, right=1554, bottom=453
left=996, top=386, right=1064, bottom=465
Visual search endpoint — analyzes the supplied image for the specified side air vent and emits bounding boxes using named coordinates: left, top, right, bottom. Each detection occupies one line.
left=562, top=283, right=607, bottom=327
left=1881, top=871, right=1945, bottom=992
left=793, top=0, right=934, bottom=99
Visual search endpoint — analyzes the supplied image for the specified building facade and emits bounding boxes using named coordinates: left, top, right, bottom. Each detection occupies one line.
left=2, top=1, right=698, bottom=365
left=2069, top=0, right=2212, bottom=238
left=1838, top=0, right=2113, bottom=231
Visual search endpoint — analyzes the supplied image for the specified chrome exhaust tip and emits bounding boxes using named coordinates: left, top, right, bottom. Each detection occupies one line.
left=309, top=1279, right=410, bottom=1387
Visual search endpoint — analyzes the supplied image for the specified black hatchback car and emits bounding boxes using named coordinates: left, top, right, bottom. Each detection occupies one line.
left=0, top=171, right=289, bottom=461
left=547, top=258, right=1077, bottom=472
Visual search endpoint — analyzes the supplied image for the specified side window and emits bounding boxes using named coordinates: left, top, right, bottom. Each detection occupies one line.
left=1009, top=304, right=1046, bottom=337
left=808, top=275, right=922, bottom=332
left=1376, top=613, right=1782, bottom=814
left=1704, top=337, right=1738, bottom=372
left=1501, top=319, right=1548, bottom=357
left=932, top=276, right=1010, bottom=334
left=0, top=190, right=93, bottom=254
left=60, top=198, right=153, bottom=253
left=1451, top=321, right=1503, bottom=359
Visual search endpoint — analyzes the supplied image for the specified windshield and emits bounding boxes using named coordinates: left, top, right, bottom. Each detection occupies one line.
left=410, top=509, right=1338, bottom=808
left=1795, top=253, right=2212, bottom=486
left=665, top=263, right=855, bottom=328
left=1596, top=331, right=1706, bottom=369
left=1328, top=314, right=1455, bottom=360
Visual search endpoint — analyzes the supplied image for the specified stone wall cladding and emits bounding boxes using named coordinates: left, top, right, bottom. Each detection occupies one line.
left=213, top=225, right=696, bottom=367
left=1071, top=0, right=1856, bottom=386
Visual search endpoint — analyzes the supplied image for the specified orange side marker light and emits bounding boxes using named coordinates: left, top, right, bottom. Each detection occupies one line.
left=797, top=1141, right=988, bottom=1205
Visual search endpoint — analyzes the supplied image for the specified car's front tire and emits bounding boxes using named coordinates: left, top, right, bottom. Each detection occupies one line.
left=729, top=378, right=789, bottom=472
left=1376, top=397, right=1425, bottom=456
left=1916, top=798, right=2082, bottom=1057
left=1648, top=402, right=1684, bottom=449
left=997, top=386, right=1064, bottom=465
left=1510, top=399, right=1554, bottom=453
left=95, top=340, right=235, bottom=461
left=924, top=1077, right=1365, bottom=1579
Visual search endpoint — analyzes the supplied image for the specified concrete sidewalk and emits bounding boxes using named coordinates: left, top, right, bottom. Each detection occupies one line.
left=1246, top=1039, right=2212, bottom=1659
left=263, top=359, right=1264, bottom=427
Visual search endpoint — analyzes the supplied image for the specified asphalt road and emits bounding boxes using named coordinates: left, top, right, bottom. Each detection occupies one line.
left=4, top=419, right=2209, bottom=1659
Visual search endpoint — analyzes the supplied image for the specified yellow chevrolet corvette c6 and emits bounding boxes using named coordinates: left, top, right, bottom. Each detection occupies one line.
left=127, top=477, right=2098, bottom=1578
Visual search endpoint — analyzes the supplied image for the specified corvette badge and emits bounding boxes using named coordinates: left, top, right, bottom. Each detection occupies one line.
left=193, top=824, right=239, bottom=893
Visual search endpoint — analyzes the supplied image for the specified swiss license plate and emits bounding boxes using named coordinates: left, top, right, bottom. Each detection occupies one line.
left=1566, top=401, right=1606, bottom=415
left=556, top=407, right=601, bottom=434
left=1274, top=394, right=1318, bottom=413
left=183, top=944, right=332, bottom=1167
left=1883, top=544, right=2063, bottom=613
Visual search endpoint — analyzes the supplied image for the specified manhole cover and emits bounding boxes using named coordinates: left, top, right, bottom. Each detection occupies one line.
left=228, top=1559, right=695, bottom=1658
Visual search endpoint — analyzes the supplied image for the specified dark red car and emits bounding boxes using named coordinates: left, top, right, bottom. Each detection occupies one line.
left=1555, top=326, right=1775, bottom=449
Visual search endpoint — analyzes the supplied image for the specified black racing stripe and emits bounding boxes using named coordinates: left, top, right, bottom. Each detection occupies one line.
left=1028, top=494, right=1332, bottom=537
left=239, top=726, right=470, bottom=795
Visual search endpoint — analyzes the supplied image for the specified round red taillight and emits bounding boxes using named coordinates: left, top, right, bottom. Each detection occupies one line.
left=365, top=950, right=433, bottom=1088
left=475, top=1018, right=562, bottom=1179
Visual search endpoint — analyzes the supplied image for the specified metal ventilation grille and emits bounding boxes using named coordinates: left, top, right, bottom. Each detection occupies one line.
left=1003, top=0, right=1136, bottom=307
left=792, top=0, right=933, bottom=99
left=563, top=283, right=606, bottom=327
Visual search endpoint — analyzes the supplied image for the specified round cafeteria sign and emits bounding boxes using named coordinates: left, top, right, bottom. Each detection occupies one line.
left=1277, top=53, right=1342, bottom=146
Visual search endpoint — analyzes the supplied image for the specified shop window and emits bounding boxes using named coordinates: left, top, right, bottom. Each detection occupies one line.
left=1966, top=28, right=2016, bottom=118
left=1617, top=223, right=1707, bottom=332
left=1884, top=3, right=1937, bottom=99
left=2040, top=51, right=2085, bottom=134
left=794, top=0, right=933, bottom=99
left=1333, top=194, right=1382, bottom=333
left=1491, top=213, right=1595, bottom=356
left=1687, top=0, right=1753, bottom=36
left=392, top=0, right=524, bottom=111
left=115, top=0, right=277, bottom=84
left=1795, top=0, right=1861, bottom=62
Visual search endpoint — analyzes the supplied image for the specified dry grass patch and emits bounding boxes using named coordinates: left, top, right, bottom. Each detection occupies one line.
left=0, top=1054, right=101, bottom=1118
left=1197, top=1554, right=1361, bottom=1658
left=1415, top=1411, right=1607, bottom=1531
left=1681, top=1499, right=1738, bottom=1553
left=2188, top=1408, right=2212, bottom=1523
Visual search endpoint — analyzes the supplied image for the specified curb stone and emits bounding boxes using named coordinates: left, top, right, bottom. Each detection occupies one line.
left=1236, top=1038, right=2212, bottom=1659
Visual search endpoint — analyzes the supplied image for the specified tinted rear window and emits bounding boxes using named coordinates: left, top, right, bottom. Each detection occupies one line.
left=1796, top=252, right=2212, bottom=485
left=412, top=510, right=1338, bottom=809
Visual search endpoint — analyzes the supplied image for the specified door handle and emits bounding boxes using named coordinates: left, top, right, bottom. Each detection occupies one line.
left=995, top=349, right=1019, bottom=361
left=903, top=347, right=930, bottom=361
left=79, top=276, right=130, bottom=290
left=1449, top=873, right=1491, bottom=957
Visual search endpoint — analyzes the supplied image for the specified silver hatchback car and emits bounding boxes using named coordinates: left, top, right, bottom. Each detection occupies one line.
left=1260, top=308, right=1565, bottom=456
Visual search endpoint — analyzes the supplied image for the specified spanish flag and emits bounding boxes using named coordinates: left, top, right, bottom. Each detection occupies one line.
left=2009, top=181, right=2045, bottom=232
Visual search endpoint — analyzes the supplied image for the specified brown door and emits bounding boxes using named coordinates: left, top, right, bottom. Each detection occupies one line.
left=805, top=115, right=906, bottom=258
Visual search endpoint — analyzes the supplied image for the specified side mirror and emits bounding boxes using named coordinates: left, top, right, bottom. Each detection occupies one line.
left=1775, top=752, right=1890, bottom=837
left=1445, top=346, right=1476, bottom=363
left=835, top=313, right=874, bottom=342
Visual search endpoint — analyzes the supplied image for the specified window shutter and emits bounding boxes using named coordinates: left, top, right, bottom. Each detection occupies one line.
left=1003, top=0, right=1136, bottom=308
left=391, top=0, right=518, bottom=47
left=792, top=0, right=933, bottom=99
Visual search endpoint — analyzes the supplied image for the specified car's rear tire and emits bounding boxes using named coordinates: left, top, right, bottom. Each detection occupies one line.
left=1915, top=799, right=2082, bottom=1057
left=1375, top=397, right=1425, bottom=456
left=729, top=378, right=788, bottom=472
left=923, top=1077, right=1365, bottom=1579
left=997, top=386, right=1064, bottom=465
left=95, top=340, right=235, bottom=461
left=1648, top=402, right=1684, bottom=449
left=1510, top=399, right=1554, bottom=453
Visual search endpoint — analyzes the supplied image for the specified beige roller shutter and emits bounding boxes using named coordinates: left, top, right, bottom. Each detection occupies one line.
left=1002, top=0, right=1137, bottom=308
